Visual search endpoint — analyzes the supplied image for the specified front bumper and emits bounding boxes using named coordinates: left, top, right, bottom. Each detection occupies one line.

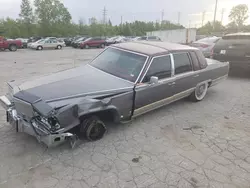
left=0, top=95, right=75, bottom=147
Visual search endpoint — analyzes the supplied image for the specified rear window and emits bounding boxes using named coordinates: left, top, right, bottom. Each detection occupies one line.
left=197, top=37, right=220, bottom=44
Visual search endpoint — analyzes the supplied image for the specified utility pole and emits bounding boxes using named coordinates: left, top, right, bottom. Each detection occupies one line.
left=178, top=12, right=181, bottom=25
left=213, top=0, right=218, bottom=30
left=120, top=15, right=123, bottom=25
left=221, top=8, right=225, bottom=24
left=201, top=11, right=206, bottom=27
left=161, top=10, right=164, bottom=22
left=102, top=6, right=107, bottom=24
left=189, top=20, right=191, bottom=28
left=161, top=9, right=164, bottom=30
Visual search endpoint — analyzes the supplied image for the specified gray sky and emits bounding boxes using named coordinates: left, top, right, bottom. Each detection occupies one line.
left=0, top=0, right=250, bottom=27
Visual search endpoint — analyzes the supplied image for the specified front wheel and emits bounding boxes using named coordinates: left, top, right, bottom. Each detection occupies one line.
left=37, top=46, right=43, bottom=50
left=190, top=82, right=208, bottom=102
left=9, top=45, right=17, bottom=51
left=100, top=43, right=105, bottom=48
left=78, top=116, right=107, bottom=141
left=85, top=44, right=90, bottom=49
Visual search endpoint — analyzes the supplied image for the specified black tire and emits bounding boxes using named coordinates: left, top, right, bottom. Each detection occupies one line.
left=9, top=45, right=17, bottom=52
left=37, top=46, right=43, bottom=50
left=100, top=43, right=105, bottom=48
left=57, top=45, right=62, bottom=50
left=190, top=82, right=208, bottom=102
left=78, top=116, right=107, bottom=141
left=85, top=44, right=90, bottom=49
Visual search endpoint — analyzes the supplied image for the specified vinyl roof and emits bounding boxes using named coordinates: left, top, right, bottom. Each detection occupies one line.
left=225, top=32, right=250, bottom=36
left=113, top=41, right=197, bottom=55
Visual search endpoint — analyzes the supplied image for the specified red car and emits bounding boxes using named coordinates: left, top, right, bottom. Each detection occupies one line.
left=80, top=37, right=106, bottom=49
left=0, top=36, right=22, bottom=51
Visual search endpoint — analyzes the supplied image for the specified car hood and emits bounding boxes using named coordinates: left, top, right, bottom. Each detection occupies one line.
left=15, top=65, right=133, bottom=103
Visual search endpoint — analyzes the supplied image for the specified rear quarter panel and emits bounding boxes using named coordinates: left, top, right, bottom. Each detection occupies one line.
left=198, top=59, right=229, bottom=85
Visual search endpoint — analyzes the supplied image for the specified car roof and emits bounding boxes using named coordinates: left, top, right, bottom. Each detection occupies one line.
left=112, top=41, right=197, bottom=55
left=225, top=32, right=250, bottom=36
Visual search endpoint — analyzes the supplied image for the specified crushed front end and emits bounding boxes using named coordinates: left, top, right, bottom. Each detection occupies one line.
left=0, top=89, right=79, bottom=147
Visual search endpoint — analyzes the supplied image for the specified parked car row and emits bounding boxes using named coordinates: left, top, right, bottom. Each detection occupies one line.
left=64, top=35, right=162, bottom=49
left=0, top=36, right=22, bottom=51
left=27, top=37, right=66, bottom=50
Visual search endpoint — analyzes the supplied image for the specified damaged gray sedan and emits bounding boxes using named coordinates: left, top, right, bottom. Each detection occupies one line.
left=0, top=41, right=229, bottom=147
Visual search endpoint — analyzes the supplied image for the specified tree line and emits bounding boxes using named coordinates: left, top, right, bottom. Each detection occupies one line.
left=0, top=0, right=249, bottom=38
left=0, top=0, right=183, bottom=38
left=198, top=4, right=249, bottom=35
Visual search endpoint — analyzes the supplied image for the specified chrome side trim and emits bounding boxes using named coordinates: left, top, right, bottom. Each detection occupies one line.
left=46, top=86, right=133, bottom=103
left=133, top=88, right=195, bottom=117
left=139, top=54, right=172, bottom=83
left=210, top=75, right=228, bottom=87
left=170, top=53, right=175, bottom=77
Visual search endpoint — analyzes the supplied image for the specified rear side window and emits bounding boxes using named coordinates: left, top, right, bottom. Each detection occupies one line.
left=195, top=50, right=208, bottom=69
left=143, top=55, right=171, bottom=82
left=148, top=36, right=157, bottom=40
left=189, top=52, right=200, bottom=71
left=173, top=53, right=192, bottom=74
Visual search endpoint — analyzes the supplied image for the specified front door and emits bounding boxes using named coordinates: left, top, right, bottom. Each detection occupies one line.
left=133, top=55, right=175, bottom=117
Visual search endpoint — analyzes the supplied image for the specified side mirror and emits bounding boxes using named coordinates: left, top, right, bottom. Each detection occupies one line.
left=149, top=76, right=159, bottom=84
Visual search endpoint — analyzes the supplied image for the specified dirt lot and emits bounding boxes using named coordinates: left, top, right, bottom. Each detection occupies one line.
left=0, top=48, right=250, bottom=188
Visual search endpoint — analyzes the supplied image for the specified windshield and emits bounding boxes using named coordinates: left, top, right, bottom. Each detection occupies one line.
left=197, top=37, right=220, bottom=44
left=91, top=48, right=147, bottom=82
left=35, top=39, right=44, bottom=43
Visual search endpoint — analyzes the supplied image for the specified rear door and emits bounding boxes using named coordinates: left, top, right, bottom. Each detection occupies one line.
left=91, top=38, right=101, bottom=47
left=43, top=39, right=53, bottom=49
left=0, top=38, right=4, bottom=48
left=172, top=52, right=197, bottom=97
left=213, top=34, right=250, bottom=61
left=134, top=55, right=175, bottom=117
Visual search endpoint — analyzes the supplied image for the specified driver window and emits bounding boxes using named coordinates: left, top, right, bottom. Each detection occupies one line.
left=143, top=55, right=171, bottom=83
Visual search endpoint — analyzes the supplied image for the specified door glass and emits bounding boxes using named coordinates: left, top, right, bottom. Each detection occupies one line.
left=143, top=55, right=171, bottom=82
left=148, top=36, right=156, bottom=40
left=173, top=53, right=192, bottom=75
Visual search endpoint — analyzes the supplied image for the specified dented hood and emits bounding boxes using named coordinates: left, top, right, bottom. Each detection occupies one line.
left=15, top=65, right=133, bottom=102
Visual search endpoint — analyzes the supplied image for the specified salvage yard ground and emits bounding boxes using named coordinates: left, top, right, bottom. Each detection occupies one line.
left=0, top=48, right=250, bottom=188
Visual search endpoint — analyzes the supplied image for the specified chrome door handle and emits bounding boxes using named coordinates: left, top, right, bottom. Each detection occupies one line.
left=168, top=82, right=175, bottom=86
left=194, top=74, right=199, bottom=78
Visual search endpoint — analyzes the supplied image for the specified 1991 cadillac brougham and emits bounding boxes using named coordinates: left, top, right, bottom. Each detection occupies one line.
left=0, top=41, right=229, bottom=147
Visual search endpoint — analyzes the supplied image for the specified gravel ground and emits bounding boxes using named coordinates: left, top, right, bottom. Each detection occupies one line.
left=0, top=48, right=250, bottom=188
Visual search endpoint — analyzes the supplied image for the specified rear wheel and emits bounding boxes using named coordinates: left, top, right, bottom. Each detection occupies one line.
left=100, top=43, right=105, bottom=48
left=78, top=116, right=107, bottom=141
left=190, top=82, right=208, bottom=102
left=9, top=45, right=17, bottom=52
left=37, top=46, right=43, bottom=50
left=57, top=45, right=62, bottom=49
